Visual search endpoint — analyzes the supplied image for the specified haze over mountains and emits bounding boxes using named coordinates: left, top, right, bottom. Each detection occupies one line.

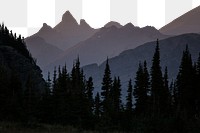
left=2, top=5, right=200, bottom=131
left=26, top=11, right=97, bottom=70
left=26, top=11, right=167, bottom=74
left=26, top=36, right=63, bottom=68
left=83, top=33, right=200, bottom=96
left=46, top=24, right=167, bottom=73
left=25, top=5, right=200, bottom=87
left=160, top=6, right=200, bottom=35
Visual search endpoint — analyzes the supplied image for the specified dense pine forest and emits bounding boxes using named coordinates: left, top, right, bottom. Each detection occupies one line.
left=1, top=24, right=200, bottom=133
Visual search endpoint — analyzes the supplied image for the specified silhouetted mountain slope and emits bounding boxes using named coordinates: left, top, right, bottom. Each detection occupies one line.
left=25, top=36, right=64, bottom=69
left=160, top=6, right=200, bottom=35
left=47, top=23, right=167, bottom=73
left=0, top=24, right=45, bottom=93
left=83, top=33, right=200, bottom=98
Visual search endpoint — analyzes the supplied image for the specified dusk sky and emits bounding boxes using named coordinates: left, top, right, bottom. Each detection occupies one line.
left=0, top=0, right=200, bottom=37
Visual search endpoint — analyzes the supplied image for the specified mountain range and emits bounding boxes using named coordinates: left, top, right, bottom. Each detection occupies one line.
left=45, top=23, right=167, bottom=74
left=26, top=11, right=167, bottom=75
left=25, top=5, right=200, bottom=90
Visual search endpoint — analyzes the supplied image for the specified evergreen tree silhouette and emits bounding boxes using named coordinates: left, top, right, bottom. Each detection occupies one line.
left=110, top=77, right=122, bottom=129
left=126, top=79, right=133, bottom=112
left=100, top=58, right=113, bottom=130
left=150, top=39, right=165, bottom=115
left=101, top=58, right=113, bottom=113
left=176, top=45, right=196, bottom=119
left=23, top=73, right=39, bottom=122
left=94, top=92, right=101, bottom=119
left=134, top=62, right=148, bottom=115
left=110, top=77, right=122, bottom=113
left=124, top=79, right=133, bottom=131
left=163, top=67, right=171, bottom=114
left=196, top=53, right=200, bottom=117
left=86, top=77, right=94, bottom=113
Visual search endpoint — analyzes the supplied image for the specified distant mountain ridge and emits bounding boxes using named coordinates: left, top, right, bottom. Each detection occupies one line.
left=82, top=33, right=200, bottom=97
left=25, top=11, right=167, bottom=77
left=160, top=6, right=200, bottom=35
left=44, top=23, right=167, bottom=75
left=25, top=36, right=64, bottom=69
left=104, top=21, right=122, bottom=28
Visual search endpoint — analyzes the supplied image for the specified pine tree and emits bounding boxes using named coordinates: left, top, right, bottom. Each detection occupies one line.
left=164, top=67, right=169, bottom=91
left=150, top=39, right=165, bottom=115
left=99, top=58, right=113, bottom=129
left=123, top=79, right=134, bottom=131
left=86, top=77, right=94, bottom=112
left=46, top=72, right=51, bottom=93
left=162, top=67, right=171, bottom=114
left=52, top=67, right=57, bottom=94
left=110, top=77, right=122, bottom=113
left=23, top=73, right=39, bottom=121
left=9, top=72, right=23, bottom=121
left=143, top=61, right=150, bottom=95
left=176, top=45, right=196, bottom=118
left=196, top=53, right=200, bottom=117
left=101, top=58, right=113, bottom=113
left=134, top=62, right=148, bottom=115
left=126, top=79, right=133, bottom=112
left=94, top=92, right=101, bottom=119
left=71, top=57, right=85, bottom=94
left=109, top=77, right=122, bottom=129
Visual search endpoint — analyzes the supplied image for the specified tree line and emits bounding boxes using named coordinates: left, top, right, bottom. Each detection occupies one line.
left=0, top=23, right=35, bottom=64
left=0, top=25, right=200, bottom=132
left=38, top=40, right=200, bottom=132
left=27, top=41, right=200, bottom=131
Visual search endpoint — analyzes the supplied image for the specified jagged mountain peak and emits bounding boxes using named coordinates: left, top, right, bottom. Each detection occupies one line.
left=42, top=23, right=52, bottom=30
left=61, top=10, right=78, bottom=25
left=36, top=23, right=54, bottom=35
left=54, top=10, right=79, bottom=33
left=80, top=19, right=91, bottom=28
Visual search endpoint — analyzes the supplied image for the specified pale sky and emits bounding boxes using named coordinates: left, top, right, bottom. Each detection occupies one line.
left=0, top=0, right=199, bottom=37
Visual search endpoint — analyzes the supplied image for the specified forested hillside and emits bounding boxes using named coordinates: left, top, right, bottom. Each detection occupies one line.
left=1, top=23, right=200, bottom=132
left=0, top=23, right=45, bottom=122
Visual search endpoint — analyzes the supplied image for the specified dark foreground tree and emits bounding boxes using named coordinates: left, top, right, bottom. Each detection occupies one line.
left=126, top=79, right=133, bottom=112
left=134, top=62, right=149, bottom=115
left=150, top=40, right=166, bottom=115
left=176, top=45, right=196, bottom=119
left=101, top=58, right=113, bottom=114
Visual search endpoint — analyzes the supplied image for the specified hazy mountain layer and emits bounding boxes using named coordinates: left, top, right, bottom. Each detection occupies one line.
left=46, top=23, right=167, bottom=75
left=25, top=36, right=64, bottom=70
left=82, top=33, right=200, bottom=98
